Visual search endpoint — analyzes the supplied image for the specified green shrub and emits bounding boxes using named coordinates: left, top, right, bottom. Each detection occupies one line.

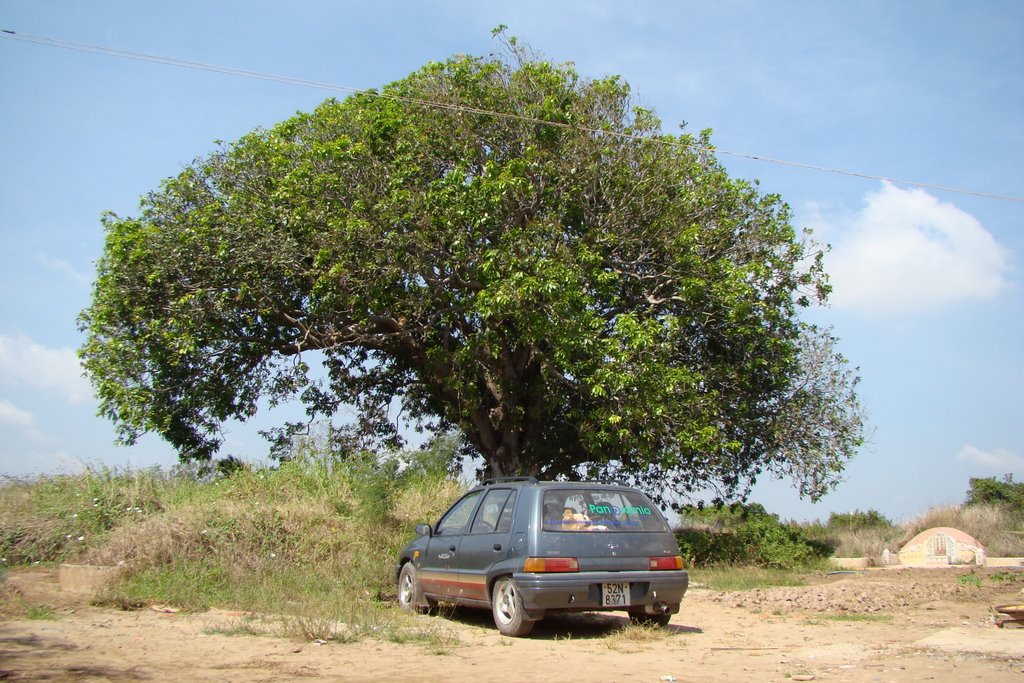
left=966, top=475, right=1024, bottom=512
left=825, top=509, right=894, bottom=530
left=675, top=503, right=830, bottom=569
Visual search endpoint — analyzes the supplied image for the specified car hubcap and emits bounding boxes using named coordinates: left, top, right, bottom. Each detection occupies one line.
left=496, top=582, right=516, bottom=623
left=400, top=574, right=412, bottom=605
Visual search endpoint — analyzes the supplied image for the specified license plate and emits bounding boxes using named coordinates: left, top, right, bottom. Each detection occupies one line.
left=601, top=582, right=630, bottom=607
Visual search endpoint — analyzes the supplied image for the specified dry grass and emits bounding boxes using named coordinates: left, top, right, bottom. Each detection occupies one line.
left=900, top=503, right=1022, bottom=557
left=392, top=477, right=463, bottom=525
left=0, top=468, right=184, bottom=565
left=800, top=502, right=1024, bottom=562
left=82, top=496, right=343, bottom=571
left=820, top=526, right=905, bottom=562
left=1, top=449, right=465, bottom=649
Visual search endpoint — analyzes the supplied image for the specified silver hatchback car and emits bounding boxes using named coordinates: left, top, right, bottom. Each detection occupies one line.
left=396, top=477, right=688, bottom=636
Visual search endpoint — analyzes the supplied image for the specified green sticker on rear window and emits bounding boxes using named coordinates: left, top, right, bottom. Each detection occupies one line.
left=589, top=503, right=651, bottom=516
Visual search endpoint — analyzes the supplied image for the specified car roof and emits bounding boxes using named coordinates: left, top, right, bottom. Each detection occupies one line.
left=474, top=477, right=636, bottom=491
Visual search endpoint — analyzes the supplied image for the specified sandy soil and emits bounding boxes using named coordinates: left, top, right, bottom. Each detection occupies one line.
left=1, top=567, right=1022, bottom=682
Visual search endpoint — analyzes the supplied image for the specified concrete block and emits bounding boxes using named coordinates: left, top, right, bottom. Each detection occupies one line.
left=985, top=557, right=1024, bottom=568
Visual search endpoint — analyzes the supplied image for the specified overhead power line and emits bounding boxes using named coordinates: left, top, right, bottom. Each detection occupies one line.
left=3, top=28, right=1022, bottom=204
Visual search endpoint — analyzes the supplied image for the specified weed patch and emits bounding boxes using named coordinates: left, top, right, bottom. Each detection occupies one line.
left=25, top=605, right=58, bottom=620
left=989, top=571, right=1022, bottom=584
left=957, top=571, right=983, bottom=588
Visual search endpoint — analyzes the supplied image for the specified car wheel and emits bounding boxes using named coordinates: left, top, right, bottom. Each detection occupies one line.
left=397, top=563, right=433, bottom=613
left=628, top=608, right=673, bottom=628
left=491, top=577, right=535, bottom=637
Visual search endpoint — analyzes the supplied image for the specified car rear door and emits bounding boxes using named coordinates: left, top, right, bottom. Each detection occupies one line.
left=455, top=488, right=517, bottom=603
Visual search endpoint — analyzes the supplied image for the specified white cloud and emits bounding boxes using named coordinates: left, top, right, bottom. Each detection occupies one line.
left=37, top=253, right=92, bottom=285
left=0, top=398, right=34, bottom=426
left=820, top=183, right=1010, bottom=314
left=955, top=444, right=1024, bottom=472
left=0, top=334, right=91, bottom=404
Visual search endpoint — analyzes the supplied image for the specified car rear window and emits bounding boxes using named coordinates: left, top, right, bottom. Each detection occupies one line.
left=541, top=489, right=668, bottom=532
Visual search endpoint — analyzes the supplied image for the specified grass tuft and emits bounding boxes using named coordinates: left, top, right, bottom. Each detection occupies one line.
left=202, top=616, right=271, bottom=638
left=603, top=620, right=675, bottom=651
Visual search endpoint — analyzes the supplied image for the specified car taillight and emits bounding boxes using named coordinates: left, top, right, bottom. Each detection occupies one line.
left=648, top=556, right=684, bottom=570
left=523, top=557, right=580, bottom=573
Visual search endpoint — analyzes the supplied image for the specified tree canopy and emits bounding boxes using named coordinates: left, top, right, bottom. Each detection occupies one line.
left=79, top=35, right=864, bottom=506
left=965, top=475, right=1024, bottom=512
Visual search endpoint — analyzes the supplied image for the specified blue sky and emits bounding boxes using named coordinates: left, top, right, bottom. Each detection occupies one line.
left=1, top=1, right=1021, bottom=522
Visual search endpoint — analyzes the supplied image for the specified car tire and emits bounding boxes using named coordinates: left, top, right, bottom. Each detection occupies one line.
left=491, top=577, right=535, bottom=637
left=397, top=562, right=434, bottom=614
left=628, top=607, right=674, bottom=628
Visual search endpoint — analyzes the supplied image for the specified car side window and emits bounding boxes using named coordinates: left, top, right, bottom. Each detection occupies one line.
left=494, top=490, right=516, bottom=534
left=470, top=489, right=513, bottom=534
left=435, top=491, right=482, bottom=536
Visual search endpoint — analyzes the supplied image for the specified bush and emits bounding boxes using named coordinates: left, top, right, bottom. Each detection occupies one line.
left=826, top=509, right=894, bottom=530
left=675, top=504, right=830, bottom=569
left=966, top=475, right=1024, bottom=512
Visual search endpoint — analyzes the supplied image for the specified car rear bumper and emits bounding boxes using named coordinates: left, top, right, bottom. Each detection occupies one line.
left=511, top=569, right=688, bottom=617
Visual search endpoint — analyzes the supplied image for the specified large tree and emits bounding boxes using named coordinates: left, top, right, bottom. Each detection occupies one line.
left=79, top=36, right=864, bottom=506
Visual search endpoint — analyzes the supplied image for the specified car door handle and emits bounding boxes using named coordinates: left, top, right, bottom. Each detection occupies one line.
left=438, top=552, right=452, bottom=559
left=492, top=543, right=503, bottom=551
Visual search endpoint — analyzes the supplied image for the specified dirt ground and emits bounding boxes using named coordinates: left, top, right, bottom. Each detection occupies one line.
left=1, top=566, right=1022, bottom=682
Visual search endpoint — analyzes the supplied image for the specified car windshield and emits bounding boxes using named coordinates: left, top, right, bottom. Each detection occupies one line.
left=541, top=489, right=668, bottom=532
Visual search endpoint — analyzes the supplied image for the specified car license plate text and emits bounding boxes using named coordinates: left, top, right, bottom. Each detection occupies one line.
left=601, top=582, right=630, bottom=606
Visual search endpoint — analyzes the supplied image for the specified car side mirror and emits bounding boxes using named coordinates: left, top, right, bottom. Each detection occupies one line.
left=415, top=523, right=432, bottom=537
